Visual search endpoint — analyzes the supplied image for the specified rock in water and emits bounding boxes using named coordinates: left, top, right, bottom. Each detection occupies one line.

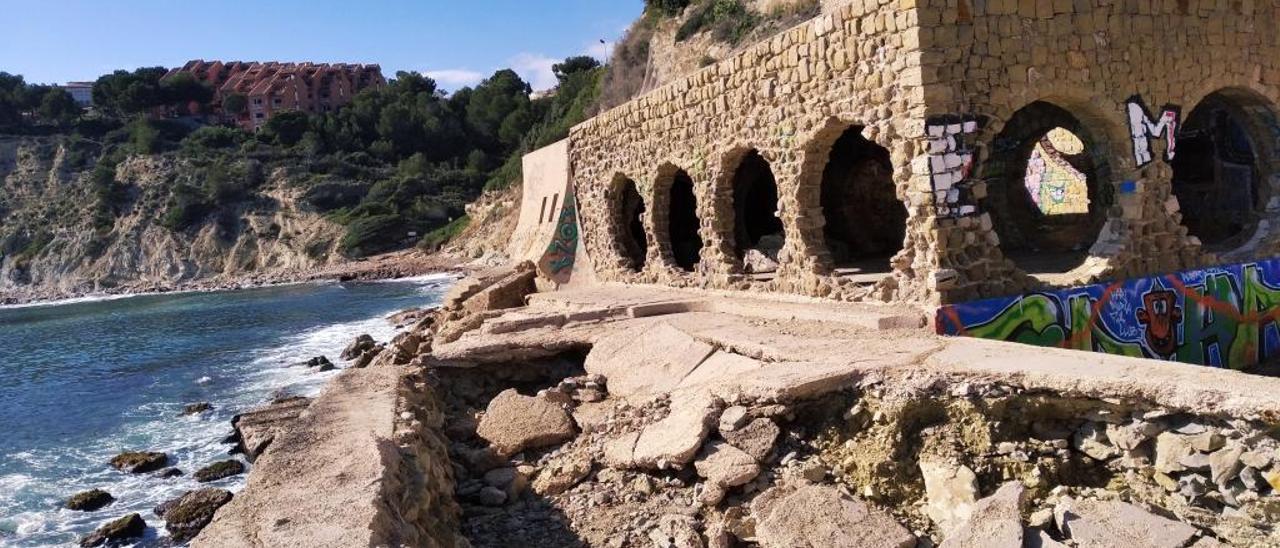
left=195, top=459, right=246, bottom=482
left=109, top=451, right=168, bottom=473
left=182, top=402, right=213, bottom=415
left=161, top=488, right=234, bottom=542
left=79, top=513, right=146, bottom=547
left=476, top=389, right=576, bottom=457
left=160, top=468, right=184, bottom=478
left=340, top=334, right=375, bottom=360
left=66, top=489, right=115, bottom=511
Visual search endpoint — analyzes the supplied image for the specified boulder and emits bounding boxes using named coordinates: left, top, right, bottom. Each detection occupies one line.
left=476, top=389, right=576, bottom=457
left=340, top=334, right=375, bottom=360
left=80, top=513, right=146, bottom=547
left=194, top=459, right=246, bottom=482
left=1209, top=444, right=1244, bottom=485
left=606, top=392, right=720, bottom=470
left=695, top=442, right=761, bottom=488
left=483, top=466, right=530, bottom=499
left=742, top=249, right=779, bottom=274
left=920, top=459, right=978, bottom=534
left=1073, top=422, right=1120, bottom=461
left=109, top=451, right=168, bottom=473
left=162, top=488, right=234, bottom=542
left=160, top=468, right=184, bottom=478
left=182, top=402, right=213, bottom=416
left=719, top=406, right=749, bottom=432
left=1025, top=529, right=1069, bottom=548
left=532, top=455, right=593, bottom=496
left=752, top=484, right=915, bottom=548
left=1154, top=432, right=1198, bottom=474
left=939, top=482, right=1025, bottom=548
left=721, top=417, right=779, bottom=462
left=352, top=347, right=382, bottom=368
left=66, top=489, right=115, bottom=512
left=1055, top=497, right=1197, bottom=548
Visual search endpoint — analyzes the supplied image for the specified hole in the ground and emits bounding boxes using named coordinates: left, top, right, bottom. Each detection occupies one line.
left=816, top=126, right=906, bottom=282
left=731, top=150, right=784, bottom=278
left=1172, top=88, right=1275, bottom=250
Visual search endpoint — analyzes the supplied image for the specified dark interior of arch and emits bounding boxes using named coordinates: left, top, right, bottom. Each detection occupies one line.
left=668, top=171, right=703, bottom=271
left=617, top=179, right=647, bottom=270
left=819, top=127, right=905, bottom=273
left=983, top=101, right=1107, bottom=273
left=732, top=151, right=783, bottom=259
left=1172, top=93, right=1262, bottom=248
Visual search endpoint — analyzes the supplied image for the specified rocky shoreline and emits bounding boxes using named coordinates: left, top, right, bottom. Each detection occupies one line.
left=0, top=249, right=471, bottom=307
left=57, top=299, right=443, bottom=546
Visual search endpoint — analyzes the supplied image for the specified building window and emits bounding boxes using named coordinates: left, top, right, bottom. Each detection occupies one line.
left=255, top=113, right=265, bottom=119
left=253, top=98, right=263, bottom=105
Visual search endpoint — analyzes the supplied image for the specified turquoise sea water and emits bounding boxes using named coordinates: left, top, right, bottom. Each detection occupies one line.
left=0, top=276, right=453, bottom=546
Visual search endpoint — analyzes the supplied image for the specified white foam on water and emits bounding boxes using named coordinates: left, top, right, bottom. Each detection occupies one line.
left=0, top=275, right=453, bottom=546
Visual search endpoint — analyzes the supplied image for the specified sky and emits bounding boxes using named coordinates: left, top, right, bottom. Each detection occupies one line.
left=0, top=0, right=644, bottom=91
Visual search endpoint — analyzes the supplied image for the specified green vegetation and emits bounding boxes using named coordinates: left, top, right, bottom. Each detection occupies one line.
left=418, top=215, right=470, bottom=251
left=0, top=73, right=84, bottom=130
left=677, top=0, right=759, bottom=44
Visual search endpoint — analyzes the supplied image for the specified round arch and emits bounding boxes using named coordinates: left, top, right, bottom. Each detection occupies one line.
left=1171, top=87, right=1280, bottom=251
left=606, top=173, right=648, bottom=272
left=979, top=100, right=1113, bottom=278
left=653, top=163, right=704, bottom=272
left=723, top=148, right=785, bottom=277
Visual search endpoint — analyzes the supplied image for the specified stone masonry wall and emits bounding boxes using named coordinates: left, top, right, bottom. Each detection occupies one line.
left=919, top=0, right=1280, bottom=303
left=569, top=0, right=1280, bottom=305
left=570, top=2, right=933, bottom=302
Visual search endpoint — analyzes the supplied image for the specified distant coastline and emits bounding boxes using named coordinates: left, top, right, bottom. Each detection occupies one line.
left=0, top=250, right=472, bottom=307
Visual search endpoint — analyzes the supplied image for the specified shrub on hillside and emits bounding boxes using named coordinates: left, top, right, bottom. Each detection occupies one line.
left=340, top=213, right=407, bottom=257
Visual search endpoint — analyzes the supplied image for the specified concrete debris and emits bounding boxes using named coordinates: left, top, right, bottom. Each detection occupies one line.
left=1055, top=497, right=1198, bottom=548
left=476, top=388, right=577, bottom=457
left=920, top=459, right=979, bottom=534
left=720, top=417, right=779, bottom=462
left=939, top=482, right=1025, bottom=548
left=606, top=392, right=720, bottom=470
left=752, top=484, right=915, bottom=548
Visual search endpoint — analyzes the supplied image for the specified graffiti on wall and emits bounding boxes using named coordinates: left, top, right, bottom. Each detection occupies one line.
left=1126, top=95, right=1181, bottom=167
left=538, top=192, right=579, bottom=284
left=926, top=115, right=982, bottom=218
left=936, top=258, right=1280, bottom=370
left=1024, top=129, right=1090, bottom=215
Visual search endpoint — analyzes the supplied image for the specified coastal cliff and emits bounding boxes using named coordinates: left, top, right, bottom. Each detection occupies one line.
left=0, top=136, right=349, bottom=303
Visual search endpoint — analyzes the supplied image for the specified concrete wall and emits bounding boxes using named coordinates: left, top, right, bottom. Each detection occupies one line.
left=558, top=0, right=1280, bottom=306
left=510, top=140, right=571, bottom=262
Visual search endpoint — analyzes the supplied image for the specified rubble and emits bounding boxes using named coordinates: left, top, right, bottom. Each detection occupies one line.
left=476, top=389, right=577, bottom=457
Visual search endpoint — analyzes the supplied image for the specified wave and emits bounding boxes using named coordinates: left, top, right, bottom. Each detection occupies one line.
left=0, top=275, right=453, bottom=546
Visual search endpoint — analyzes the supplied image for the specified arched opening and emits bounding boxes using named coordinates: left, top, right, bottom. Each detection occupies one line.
left=983, top=101, right=1108, bottom=279
left=1172, top=90, right=1273, bottom=249
left=730, top=150, right=784, bottom=277
left=612, top=176, right=647, bottom=271
left=667, top=170, right=703, bottom=271
left=818, top=126, right=906, bottom=281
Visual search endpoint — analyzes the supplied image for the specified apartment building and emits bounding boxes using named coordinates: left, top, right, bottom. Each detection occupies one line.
left=164, top=60, right=386, bottom=130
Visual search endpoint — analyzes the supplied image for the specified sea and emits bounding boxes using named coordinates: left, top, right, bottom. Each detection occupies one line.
left=0, top=275, right=455, bottom=546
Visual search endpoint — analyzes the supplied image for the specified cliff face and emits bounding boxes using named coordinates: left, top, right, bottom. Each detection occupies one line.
left=0, top=136, right=345, bottom=302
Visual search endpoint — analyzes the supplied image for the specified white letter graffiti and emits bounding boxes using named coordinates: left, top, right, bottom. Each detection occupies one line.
left=1126, top=96, right=1180, bottom=167
left=925, top=116, right=980, bottom=218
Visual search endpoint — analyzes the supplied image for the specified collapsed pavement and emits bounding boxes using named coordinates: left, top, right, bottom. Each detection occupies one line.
left=192, top=262, right=1280, bottom=547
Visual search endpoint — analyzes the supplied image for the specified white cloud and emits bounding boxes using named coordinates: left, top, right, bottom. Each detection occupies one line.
left=421, top=69, right=484, bottom=90
left=509, top=52, right=559, bottom=92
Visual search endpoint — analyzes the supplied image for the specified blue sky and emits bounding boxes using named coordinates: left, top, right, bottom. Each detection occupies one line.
left=0, top=0, right=643, bottom=91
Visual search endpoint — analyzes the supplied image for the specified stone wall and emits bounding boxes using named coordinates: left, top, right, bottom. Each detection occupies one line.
left=567, top=0, right=1280, bottom=305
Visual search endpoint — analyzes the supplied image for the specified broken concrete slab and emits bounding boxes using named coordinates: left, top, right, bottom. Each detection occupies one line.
left=1054, top=497, right=1198, bottom=548
left=721, top=417, right=779, bottom=462
left=476, top=389, right=576, bottom=457
left=604, top=392, right=720, bottom=470
left=752, top=484, right=915, bottom=548
left=230, top=396, right=312, bottom=463
left=585, top=322, right=717, bottom=399
left=939, top=481, right=1025, bottom=548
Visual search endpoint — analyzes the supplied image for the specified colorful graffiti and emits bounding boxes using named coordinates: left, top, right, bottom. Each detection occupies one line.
left=1126, top=94, right=1181, bottom=167
left=538, top=192, right=579, bottom=284
left=936, top=258, right=1280, bottom=369
left=926, top=114, right=982, bottom=218
left=1024, top=128, right=1090, bottom=215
